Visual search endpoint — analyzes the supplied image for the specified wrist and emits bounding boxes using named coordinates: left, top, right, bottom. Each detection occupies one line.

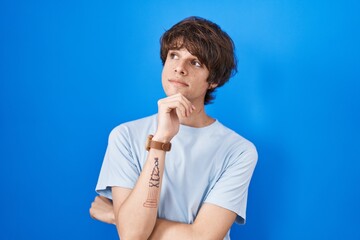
left=146, top=134, right=172, bottom=152
left=152, top=133, right=173, bottom=142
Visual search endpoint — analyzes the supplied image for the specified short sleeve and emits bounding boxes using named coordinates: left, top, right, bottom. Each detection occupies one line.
left=95, top=125, right=140, bottom=199
left=204, top=142, right=258, bottom=224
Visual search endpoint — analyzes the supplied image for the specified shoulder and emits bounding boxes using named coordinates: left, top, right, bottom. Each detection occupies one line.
left=214, top=121, right=258, bottom=164
left=109, top=114, right=157, bottom=139
left=214, top=121, right=257, bottom=150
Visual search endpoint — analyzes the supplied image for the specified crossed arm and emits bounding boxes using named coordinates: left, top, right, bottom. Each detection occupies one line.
left=90, top=94, right=237, bottom=239
left=90, top=146, right=236, bottom=240
left=90, top=192, right=236, bottom=240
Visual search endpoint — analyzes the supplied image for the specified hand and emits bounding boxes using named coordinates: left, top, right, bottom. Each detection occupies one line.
left=155, top=93, right=195, bottom=141
left=89, top=195, right=115, bottom=225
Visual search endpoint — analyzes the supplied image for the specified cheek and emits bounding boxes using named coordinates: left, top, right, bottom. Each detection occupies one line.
left=161, top=67, right=172, bottom=91
left=162, top=61, right=170, bottom=76
left=161, top=69, right=167, bottom=88
left=162, top=62, right=173, bottom=77
left=200, top=72, right=210, bottom=84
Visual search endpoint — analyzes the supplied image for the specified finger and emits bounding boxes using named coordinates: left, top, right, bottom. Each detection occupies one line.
left=175, top=95, right=194, bottom=117
left=170, top=99, right=188, bottom=117
left=89, top=207, right=97, bottom=219
left=170, top=93, right=195, bottom=115
left=163, top=94, right=193, bottom=117
left=158, top=98, right=188, bottom=118
left=178, top=94, right=195, bottom=115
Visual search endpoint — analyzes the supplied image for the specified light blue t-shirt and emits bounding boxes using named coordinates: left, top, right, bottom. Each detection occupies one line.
left=96, top=114, right=258, bottom=239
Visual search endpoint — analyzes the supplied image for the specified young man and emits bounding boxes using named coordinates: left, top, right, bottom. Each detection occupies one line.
left=90, top=16, right=258, bottom=240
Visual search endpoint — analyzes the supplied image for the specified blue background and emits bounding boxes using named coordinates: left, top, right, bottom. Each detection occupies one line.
left=1, top=1, right=359, bottom=239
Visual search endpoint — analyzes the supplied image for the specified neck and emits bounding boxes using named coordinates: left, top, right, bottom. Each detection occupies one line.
left=178, top=105, right=215, bottom=128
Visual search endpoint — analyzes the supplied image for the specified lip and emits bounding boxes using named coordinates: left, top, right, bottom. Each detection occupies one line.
left=168, top=79, right=189, bottom=87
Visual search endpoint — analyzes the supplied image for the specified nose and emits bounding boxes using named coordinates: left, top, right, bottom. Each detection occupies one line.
left=174, top=60, right=187, bottom=75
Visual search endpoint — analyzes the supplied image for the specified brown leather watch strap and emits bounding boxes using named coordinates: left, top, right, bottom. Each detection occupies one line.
left=145, top=134, right=172, bottom=152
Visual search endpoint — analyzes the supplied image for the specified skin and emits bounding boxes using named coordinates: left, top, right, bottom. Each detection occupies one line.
left=161, top=48, right=218, bottom=128
left=90, top=195, right=115, bottom=225
left=90, top=48, right=237, bottom=240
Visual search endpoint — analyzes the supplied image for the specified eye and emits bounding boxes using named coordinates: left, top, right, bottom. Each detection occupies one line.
left=191, top=60, right=202, bottom=68
left=169, top=52, right=179, bottom=60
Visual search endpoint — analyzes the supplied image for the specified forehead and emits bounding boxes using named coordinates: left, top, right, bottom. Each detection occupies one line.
left=165, top=36, right=210, bottom=68
left=169, top=38, right=202, bottom=58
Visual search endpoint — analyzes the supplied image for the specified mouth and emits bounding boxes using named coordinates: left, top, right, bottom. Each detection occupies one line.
left=168, top=79, right=189, bottom=87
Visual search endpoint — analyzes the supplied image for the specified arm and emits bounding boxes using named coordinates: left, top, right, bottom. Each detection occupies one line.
left=90, top=195, right=236, bottom=240
left=89, top=195, right=116, bottom=225
left=149, top=203, right=237, bottom=240
left=113, top=150, right=166, bottom=239
left=112, top=93, right=194, bottom=240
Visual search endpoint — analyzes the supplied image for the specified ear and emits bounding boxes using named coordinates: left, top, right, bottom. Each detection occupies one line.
left=208, top=83, right=218, bottom=89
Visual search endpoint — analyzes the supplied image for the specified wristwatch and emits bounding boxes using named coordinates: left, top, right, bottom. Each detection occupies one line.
left=145, top=135, right=172, bottom=152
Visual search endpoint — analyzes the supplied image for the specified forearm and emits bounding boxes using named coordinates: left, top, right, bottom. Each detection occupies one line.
left=114, top=94, right=193, bottom=239
left=148, top=218, right=195, bottom=240
left=115, top=148, right=166, bottom=240
left=149, top=203, right=236, bottom=240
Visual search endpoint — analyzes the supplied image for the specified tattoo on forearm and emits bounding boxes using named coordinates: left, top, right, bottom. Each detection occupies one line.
left=143, top=157, right=160, bottom=208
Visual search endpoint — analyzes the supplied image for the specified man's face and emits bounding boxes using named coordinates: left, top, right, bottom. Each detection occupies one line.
left=161, top=48, right=214, bottom=105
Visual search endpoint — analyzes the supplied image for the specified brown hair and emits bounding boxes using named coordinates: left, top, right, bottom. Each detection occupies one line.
left=160, top=16, right=237, bottom=104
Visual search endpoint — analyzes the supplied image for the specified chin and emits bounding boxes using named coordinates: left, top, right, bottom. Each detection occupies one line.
left=164, top=87, right=182, bottom=96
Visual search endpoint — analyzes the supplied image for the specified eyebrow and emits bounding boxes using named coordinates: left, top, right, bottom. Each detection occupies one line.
left=168, top=50, right=200, bottom=60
